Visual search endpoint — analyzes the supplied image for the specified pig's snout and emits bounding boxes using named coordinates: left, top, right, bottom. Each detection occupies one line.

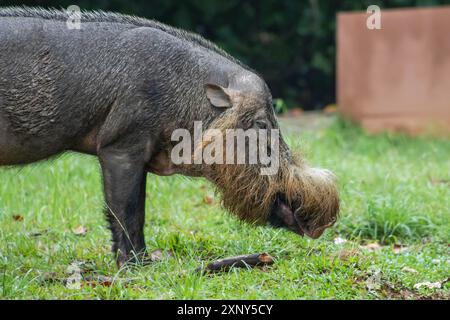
left=268, top=166, right=339, bottom=239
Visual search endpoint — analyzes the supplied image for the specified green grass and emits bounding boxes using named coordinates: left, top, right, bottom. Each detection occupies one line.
left=0, top=117, right=449, bottom=299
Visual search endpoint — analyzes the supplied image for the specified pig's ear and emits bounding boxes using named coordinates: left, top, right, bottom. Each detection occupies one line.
left=205, top=84, right=232, bottom=108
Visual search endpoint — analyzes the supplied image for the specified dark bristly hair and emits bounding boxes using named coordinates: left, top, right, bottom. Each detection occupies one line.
left=0, top=6, right=248, bottom=70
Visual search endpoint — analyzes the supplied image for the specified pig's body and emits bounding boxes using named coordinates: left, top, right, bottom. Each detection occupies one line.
left=0, top=7, right=339, bottom=266
left=0, top=9, right=254, bottom=165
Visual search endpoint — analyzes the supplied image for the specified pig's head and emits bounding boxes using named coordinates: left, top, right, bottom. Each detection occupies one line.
left=190, top=72, right=340, bottom=239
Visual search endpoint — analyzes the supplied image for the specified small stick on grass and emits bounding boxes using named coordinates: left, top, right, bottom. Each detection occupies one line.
left=197, top=253, right=275, bottom=273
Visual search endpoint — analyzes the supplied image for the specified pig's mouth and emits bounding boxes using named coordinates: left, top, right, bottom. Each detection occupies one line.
left=268, top=194, right=321, bottom=239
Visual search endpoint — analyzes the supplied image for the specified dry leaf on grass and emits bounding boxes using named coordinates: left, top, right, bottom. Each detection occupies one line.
left=203, top=195, right=215, bottom=205
left=362, top=242, right=382, bottom=251
left=12, top=215, right=24, bottom=222
left=65, top=276, right=81, bottom=289
left=365, top=272, right=382, bottom=292
left=150, top=249, right=174, bottom=262
left=401, top=266, right=418, bottom=274
left=64, top=261, right=122, bottom=289
left=150, top=249, right=163, bottom=261
left=82, top=275, right=113, bottom=288
left=65, top=262, right=83, bottom=289
left=335, top=249, right=360, bottom=262
left=414, top=278, right=449, bottom=290
left=333, top=237, right=347, bottom=245
left=72, top=225, right=87, bottom=236
left=393, top=244, right=408, bottom=254
left=414, top=281, right=442, bottom=290
left=429, top=177, right=450, bottom=186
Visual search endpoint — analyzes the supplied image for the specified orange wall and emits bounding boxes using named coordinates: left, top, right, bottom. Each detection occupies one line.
left=337, top=7, right=450, bottom=135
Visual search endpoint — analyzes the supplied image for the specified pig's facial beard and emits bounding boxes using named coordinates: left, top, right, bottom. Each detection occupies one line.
left=206, top=158, right=340, bottom=239
left=207, top=162, right=280, bottom=223
left=200, top=112, right=339, bottom=239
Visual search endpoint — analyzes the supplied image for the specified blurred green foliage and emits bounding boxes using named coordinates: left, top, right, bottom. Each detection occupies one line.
left=3, top=0, right=450, bottom=109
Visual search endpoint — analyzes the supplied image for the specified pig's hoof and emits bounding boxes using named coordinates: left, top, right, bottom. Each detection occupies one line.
left=116, top=251, right=150, bottom=268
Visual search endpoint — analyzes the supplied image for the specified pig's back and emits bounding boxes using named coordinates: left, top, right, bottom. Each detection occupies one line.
left=0, top=16, right=133, bottom=140
left=0, top=8, right=252, bottom=154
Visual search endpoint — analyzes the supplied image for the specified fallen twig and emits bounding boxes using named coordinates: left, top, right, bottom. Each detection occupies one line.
left=197, top=253, right=275, bottom=273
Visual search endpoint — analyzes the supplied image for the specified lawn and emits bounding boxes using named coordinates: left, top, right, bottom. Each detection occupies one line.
left=0, top=116, right=449, bottom=299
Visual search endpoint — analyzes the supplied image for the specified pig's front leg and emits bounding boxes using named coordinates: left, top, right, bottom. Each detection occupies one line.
left=98, top=150, right=147, bottom=267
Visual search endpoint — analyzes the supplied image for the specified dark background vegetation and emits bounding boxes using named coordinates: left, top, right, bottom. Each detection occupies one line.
left=2, top=0, right=450, bottom=110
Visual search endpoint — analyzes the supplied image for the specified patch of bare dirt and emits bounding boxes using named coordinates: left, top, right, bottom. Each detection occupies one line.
left=278, top=112, right=336, bottom=134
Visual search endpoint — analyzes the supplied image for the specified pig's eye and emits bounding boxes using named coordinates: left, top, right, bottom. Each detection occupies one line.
left=254, top=119, right=268, bottom=129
